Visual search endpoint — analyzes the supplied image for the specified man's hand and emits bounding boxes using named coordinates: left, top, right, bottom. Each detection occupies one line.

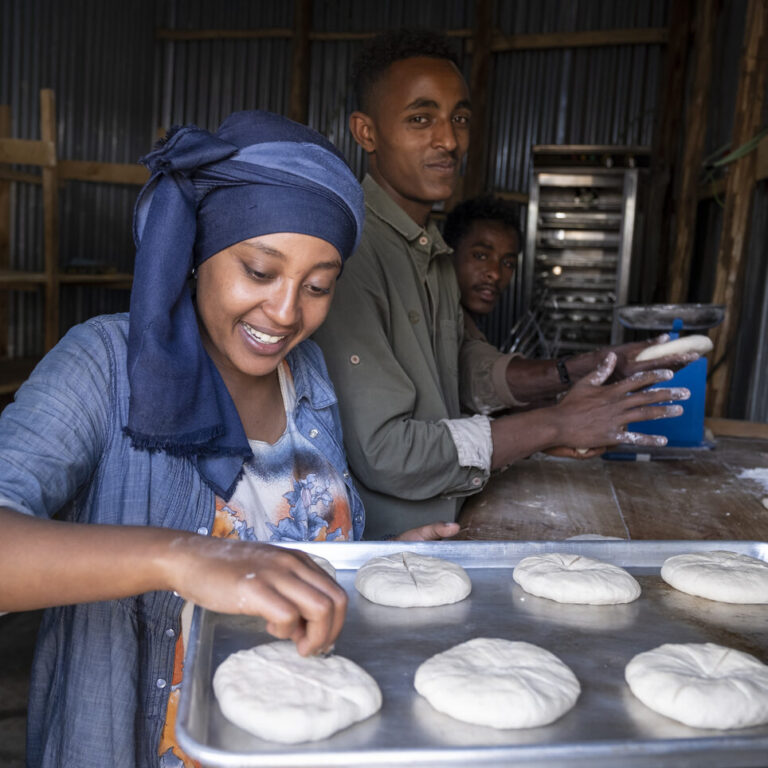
left=395, top=522, right=461, bottom=541
left=554, top=352, right=690, bottom=449
left=608, top=334, right=699, bottom=381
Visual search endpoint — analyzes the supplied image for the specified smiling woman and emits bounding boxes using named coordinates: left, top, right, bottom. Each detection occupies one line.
left=0, top=110, right=373, bottom=768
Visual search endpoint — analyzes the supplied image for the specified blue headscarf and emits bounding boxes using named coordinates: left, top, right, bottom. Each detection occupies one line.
left=125, top=110, right=364, bottom=499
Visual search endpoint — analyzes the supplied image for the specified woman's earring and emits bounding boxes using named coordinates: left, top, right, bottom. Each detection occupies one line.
left=191, top=266, right=198, bottom=279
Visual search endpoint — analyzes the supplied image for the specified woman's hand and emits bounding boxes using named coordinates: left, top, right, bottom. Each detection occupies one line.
left=543, top=446, right=605, bottom=459
left=394, top=522, right=460, bottom=541
left=169, top=538, right=347, bottom=656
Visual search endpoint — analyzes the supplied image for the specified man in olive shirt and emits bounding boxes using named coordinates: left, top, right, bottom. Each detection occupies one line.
left=314, top=29, right=691, bottom=538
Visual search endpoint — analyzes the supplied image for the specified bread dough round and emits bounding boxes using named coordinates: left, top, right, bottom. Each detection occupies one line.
left=354, top=551, right=471, bottom=607
left=661, top=550, right=768, bottom=603
left=625, top=642, right=768, bottom=729
left=307, top=553, right=336, bottom=580
left=513, top=553, right=641, bottom=604
left=213, top=641, right=382, bottom=743
left=635, top=334, right=713, bottom=362
left=414, top=638, right=580, bottom=728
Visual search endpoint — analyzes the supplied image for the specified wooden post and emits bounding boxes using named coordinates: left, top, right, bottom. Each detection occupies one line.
left=288, top=0, right=312, bottom=124
left=461, top=0, right=493, bottom=201
left=666, top=0, right=718, bottom=302
left=40, top=89, right=60, bottom=352
left=647, top=0, right=692, bottom=303
left=708, top=0, right=768, bottom=416
left=0, top=105, right=10, bottom=358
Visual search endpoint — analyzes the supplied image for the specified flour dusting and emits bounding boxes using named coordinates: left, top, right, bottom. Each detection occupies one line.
left=737, top=468, right=768, bottom=493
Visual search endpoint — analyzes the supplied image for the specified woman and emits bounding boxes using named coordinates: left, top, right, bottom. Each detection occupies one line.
left=0, top=111, right=456, bottom=768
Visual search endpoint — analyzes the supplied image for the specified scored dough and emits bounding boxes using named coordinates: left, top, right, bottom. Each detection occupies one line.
left=414, top=638, right=580, bottom=728
left=213, top=641, right=382, bottom=743
left=625, top=642, right=768, bottom=729
left=661, top=550, right=768, bottom=604
left=513, top=553, right=641, bottom=604
left=635, top=334, right=713, bottom=362
left=354, top=551, right=471, bottom=607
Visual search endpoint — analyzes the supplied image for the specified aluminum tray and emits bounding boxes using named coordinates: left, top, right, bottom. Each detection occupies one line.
left=176, top=540, right=768, bottom=768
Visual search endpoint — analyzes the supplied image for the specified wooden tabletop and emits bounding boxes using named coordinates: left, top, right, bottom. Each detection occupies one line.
left=458, top=436, right=768, bottom=541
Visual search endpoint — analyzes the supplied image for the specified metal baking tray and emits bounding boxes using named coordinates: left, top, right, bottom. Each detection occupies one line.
left=176, top=540, right=768, bottom=767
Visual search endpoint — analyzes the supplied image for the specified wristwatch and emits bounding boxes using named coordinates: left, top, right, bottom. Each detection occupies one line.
left=556, top=355, right=572, bottom=385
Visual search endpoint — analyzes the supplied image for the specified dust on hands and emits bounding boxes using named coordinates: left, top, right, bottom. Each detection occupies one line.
left=556, top=352, right=690, bottom=449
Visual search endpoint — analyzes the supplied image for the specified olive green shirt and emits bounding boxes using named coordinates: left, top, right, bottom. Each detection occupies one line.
left=314, top=175, right=511, bottom=537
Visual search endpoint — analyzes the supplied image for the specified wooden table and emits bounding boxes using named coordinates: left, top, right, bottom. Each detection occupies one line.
left=458, top=436, right=768, bottom=541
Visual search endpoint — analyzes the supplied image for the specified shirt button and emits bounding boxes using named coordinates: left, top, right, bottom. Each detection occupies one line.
left=418, top=235, right=429, bottom=246
left=197, top=526, right=208, bottom=535
left=343, top=471, right=350, bottom=479
left=408, top=310, right=420, bottom=324
left=349, top=354, right=360, bottom=365
left=156, top=678, right=167, bottom=689
left=173, top=591, right=181, bottom=598
left=309, top=428, right=319, bottom=438
left=165, top=628, right=176, bottom=639
left=471, top=477, right=482, bottom=487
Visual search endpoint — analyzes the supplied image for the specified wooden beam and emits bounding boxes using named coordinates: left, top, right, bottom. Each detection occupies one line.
left=39, top=90, right=60, bottom=352
left=708, top=0, right=768, bottom=416
left=58, top=160, right=148, bottom=185
left=705, top=417, right=768, bottom=440
left=667, top=0, right=718, bottom=303
left=156, top=28, right=293, bottom=41
left=288, top=0, right=312, bottom=125
left=757, top=134, right=768, bottom=181
left=484, top=26, right=668, bottom=53
left=0, top=105, right=9, bottom=358
left=0, top=137, right=57, bottom=167
left=647, top=0, right=693, bottom=303
left=463, top=0, right=493, bottom=200
left=494, top=190, right=529, bottom=204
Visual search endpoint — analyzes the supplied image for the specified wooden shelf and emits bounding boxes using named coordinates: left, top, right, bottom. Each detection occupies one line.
left=0, top=270, right=133, bottom=289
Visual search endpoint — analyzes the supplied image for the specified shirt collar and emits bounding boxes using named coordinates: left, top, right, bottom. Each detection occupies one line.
left=362, top=174, right=452, bottom=258
left=286, top=341, right=337, bottom=409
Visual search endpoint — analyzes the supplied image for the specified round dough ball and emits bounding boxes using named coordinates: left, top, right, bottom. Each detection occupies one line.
left=354, top=551, right=471, bottom=607
left=213, top=641, right=382, bottom=743
left=307, top=552, right=336, bottom=580
left=635, top=334, right=713, bottom=362
left=625, top=642, right=768, bottom=730
left=414, top=638, right=580, bottom=728
left=513, top=553, right=641, bottom=605
left=661, top=550, right=768, bottom=604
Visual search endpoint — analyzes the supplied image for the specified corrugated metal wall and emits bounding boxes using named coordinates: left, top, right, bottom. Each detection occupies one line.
left=1, top=0, right=765, bottom=418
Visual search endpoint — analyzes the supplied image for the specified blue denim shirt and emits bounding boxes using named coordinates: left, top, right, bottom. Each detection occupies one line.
left=0, top=314, right=364, bottom=768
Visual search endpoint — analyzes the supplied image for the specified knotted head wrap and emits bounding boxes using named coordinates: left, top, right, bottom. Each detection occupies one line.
left=125, top=110, right=365, bottom=499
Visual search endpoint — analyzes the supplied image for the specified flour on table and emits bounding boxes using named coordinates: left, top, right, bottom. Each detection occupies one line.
left=213, top=641, right=382, bottom=743
left=661, top=550, right=768, bottom=603
left=625, top=642, right=768, bottom=730
left=513, top=553, right=641, bottom=604
left=635, top=334, right=713, bottom=362
left=354, top=551, right=471, bottom=607
left=414, top=638, right=580, bottom=728
left=737, top=467, right=768, bottom=494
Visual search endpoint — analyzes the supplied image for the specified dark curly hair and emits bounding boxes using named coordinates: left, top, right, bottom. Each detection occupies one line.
left=352, top=28, right=461, bottom=112
left=443, top=194, right=522, bottom=250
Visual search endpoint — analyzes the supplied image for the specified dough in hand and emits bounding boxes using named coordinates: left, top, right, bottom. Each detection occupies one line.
left=661, top=550, right=768, bottom=603
left=625, top=642, right=768, bottom=730
left=513, top=553, right=641, bottom=604
left=354, top=551, right=471, bottom=607
left=307, top=552, right=336, bottom=580
left=635, top=334, right=713, bottom=362
left=213, top=641, right=382, bottom=743
left=414, top=638, right=580, bottom=728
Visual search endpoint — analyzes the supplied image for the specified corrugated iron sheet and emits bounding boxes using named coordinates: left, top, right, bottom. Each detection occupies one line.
left=1, top=0, right=765, bottom=421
